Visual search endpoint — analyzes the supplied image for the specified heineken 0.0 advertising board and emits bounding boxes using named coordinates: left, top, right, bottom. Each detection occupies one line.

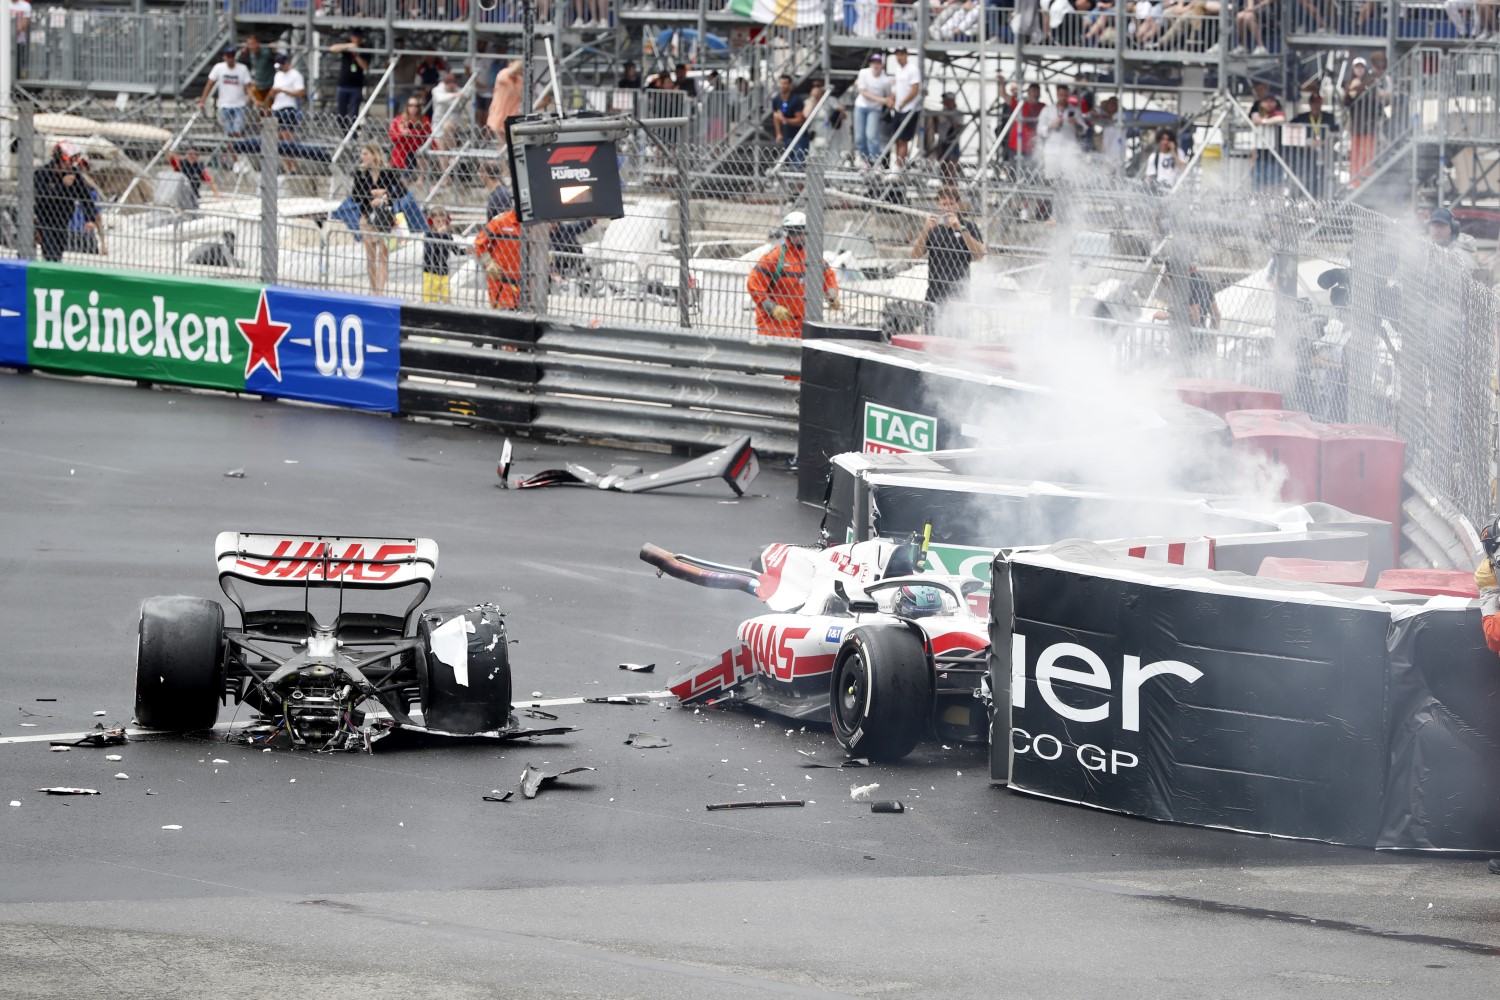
left=0, top=261, right=401, bottom=412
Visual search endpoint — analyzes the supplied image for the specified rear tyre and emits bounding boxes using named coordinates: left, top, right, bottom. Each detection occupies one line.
left=829, top=625, right=931, bottom=761
left=134, top=596, right=225, bottom=731
left=417, top=604, right=512, bottom=733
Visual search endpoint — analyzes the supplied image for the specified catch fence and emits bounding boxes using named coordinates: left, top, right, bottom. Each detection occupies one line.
left=3, top=97, right=1496, bottom=529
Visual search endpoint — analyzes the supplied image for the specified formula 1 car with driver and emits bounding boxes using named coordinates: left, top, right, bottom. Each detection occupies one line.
left=640, top=534, right=992, bottom=760
left=133, top=532, right=553, bottom=750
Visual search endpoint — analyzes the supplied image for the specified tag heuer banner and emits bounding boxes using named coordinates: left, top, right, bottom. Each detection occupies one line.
left=0, top=260, right=401, bottom=412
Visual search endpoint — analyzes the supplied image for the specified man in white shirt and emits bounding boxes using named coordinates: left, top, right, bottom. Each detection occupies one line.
left=268, top=53, right=306, bottom=132
left=198, top=48, right=253, bottom=137
left=852, top=52, right=894, bottom=168
left=430, top=72, right=463, bottom=130
left=1036, top=83, right=1083, bottom=145
left=890, top=47, right=922, bottom=167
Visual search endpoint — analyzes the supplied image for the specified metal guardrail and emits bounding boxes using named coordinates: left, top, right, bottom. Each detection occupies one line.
left=397, top=307, right=802, bottom=455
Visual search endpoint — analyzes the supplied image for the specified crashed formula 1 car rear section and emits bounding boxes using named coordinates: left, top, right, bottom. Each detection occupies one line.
left=134, top=533, right=547, bottom=750
left=642, top=538, right=992, bottom=760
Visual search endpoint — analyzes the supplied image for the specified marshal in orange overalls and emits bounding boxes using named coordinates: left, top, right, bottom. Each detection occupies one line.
left=746, top=241, right=839, bottom=339
left=474, top=209, right=523, bottom=310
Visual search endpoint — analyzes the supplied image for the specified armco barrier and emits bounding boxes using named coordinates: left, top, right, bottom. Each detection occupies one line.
left=0, top=259, right=402, bottom=412
left=399, top=305, right=802, bottom=456
left=0, top=262, right=800, bottom=456
left=991, top=541, right=1500, bottom=851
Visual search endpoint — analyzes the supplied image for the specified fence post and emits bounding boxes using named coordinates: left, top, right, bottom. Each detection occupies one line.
left=17, top=103, right=34, bottom=261
left=676, top=145, right=692, bottom=329
left=260, top=110, right=278, bottom=285
left=804, top=148, right=826, bottom=327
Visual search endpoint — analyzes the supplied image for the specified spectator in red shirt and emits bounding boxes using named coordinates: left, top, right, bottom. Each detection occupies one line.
left=1009, top=83, right=1046, bottom=166
left=388, top=96, right=432, bottom=175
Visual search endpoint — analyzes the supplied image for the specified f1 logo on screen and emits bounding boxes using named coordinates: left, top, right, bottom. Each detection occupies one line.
left=0, top=261, right=401, bottom=412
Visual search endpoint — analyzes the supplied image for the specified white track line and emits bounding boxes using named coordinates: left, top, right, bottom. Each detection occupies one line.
left=0, top=692, right=674, bottom=746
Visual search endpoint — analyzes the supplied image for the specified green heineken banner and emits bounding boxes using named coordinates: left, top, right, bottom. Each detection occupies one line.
left=0, top=260, right=401, bottom=412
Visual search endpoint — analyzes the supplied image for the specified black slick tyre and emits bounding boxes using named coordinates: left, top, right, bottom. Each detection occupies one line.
left=829, top=625, right=931, bottom=761
left=417, top=605, right=511, bottom=733
left=134, top=596, right=225, bottom=731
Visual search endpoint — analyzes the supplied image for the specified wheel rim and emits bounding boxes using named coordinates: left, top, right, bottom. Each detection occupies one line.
left=833, top=650, right=867, bottom=735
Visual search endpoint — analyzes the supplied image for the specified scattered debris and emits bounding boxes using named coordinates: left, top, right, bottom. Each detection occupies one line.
left=114, top=773, right=129, bottom=780
left=364, top=719, right=579, bottom=750
left=870, top=801, right=905, bottom=814
left=496, top=440, right=513, bottom=489
left=223, top=468, right=246, bottom=479
left=705, top=800, right=805, bottom=811
left=483, top=790, right=514, bottom=803
left=49, top=746, right=69, bottom=753
left=92, top=711, right=107, bottom=717
left=802, top=758, right=871, bottom=770
left=618, top=662, right=656, bottom=673
left=583, top=695, right=651, bottom=705
left=37, top=787, right=100, bottom=796
left=623, top=733, right=670, bottom=749
left=211, top=759, right=228, bottom=764
left=161, top=825, right=182, bottom=830
left=510, top=436, right=758, bottom=496
left=519, top=764, right=596, bottom=799
left=523, top=708, right=559, bottom=721
left=52, top=727, right=128, bottom=749
left=849, top=783, right=881, bottom=802
left=20, top=723, right=36, bottom=727
left=531, top=691, right=544, bottom=699
left=8, top=801, right=18, bottom=807
left=35, top=698, right=57, bottom=702
left=105, top=754, right=123, bottom=762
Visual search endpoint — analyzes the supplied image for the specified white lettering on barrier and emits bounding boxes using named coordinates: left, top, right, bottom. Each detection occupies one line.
left=1012, top=730, right=1141, bottom=774
left=179, top=313, right=204, bottom=362
left=1011, top=636, right=1203, bottom=733
left=62, top=304, right=87, bottom=351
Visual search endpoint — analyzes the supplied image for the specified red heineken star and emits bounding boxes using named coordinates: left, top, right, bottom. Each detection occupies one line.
left=236, top=291, right=292, bottom=381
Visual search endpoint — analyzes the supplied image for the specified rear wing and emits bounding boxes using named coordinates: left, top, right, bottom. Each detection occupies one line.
left=215, top=532, right=438, bottom=589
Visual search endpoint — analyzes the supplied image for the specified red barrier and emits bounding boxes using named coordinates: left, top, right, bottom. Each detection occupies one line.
left=889, top=335, right=1014, bottom=373
left=1225, top=409, right=1322, bottom=502
left=1175, top=379, right=1284, bottom=420
left=1257, top=557, right=1371, bottom=586
left=1318, top=424, right=1405, bottom=559
left=1375, top=569, right=1479, bottom=598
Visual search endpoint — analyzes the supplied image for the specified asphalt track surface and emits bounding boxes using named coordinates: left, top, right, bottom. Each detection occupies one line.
left=1, top=373, right=1497, bottom=999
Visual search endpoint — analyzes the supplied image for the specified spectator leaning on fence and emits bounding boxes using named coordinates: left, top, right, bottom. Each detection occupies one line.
left=772, top=75, right=809, bottom=169
left=481, top=160, right=514, bottom=221
left=336, top=143, right=427, bottom=296
left=1288, top=92, right=1335, bottom=198
left=1250, top=90, right=1286, bottom=190
left=34, top=142, right=103, bottom=263
left=172, top=146, right=220, bottom=209
left=389, top=96, right=432, bottom=174
left=1144, top=128, right=1187, bottom=190
left=420, top=208, right=466, bottom=304
left=747, top=212, right=840, bottom=339
left=200, top=48, right=253, bottom=137
left=331, top=30, right=369, bottom=133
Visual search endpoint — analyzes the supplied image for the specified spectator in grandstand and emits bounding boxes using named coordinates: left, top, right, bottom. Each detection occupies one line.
left=706, top=70, right=725, bottom=91
left=805, top=79, right=848, bottom=160
left=1445, top=0, right=1480, bottom=36
left=487, top=60, right=525, bottom=137
left=1153, top=263, right=1221, bottom=339
left=330, top=30, right=369, bottom=133
left=1083, top=0, right=1120, bottom=44
left=1231, top=0, right=1274, bottom=56
left=481, top=160, right=514, bottom=221
left=617, top=62, right=640, bottom=88
left=1288, top=92, right=1336, bottom=198
left=1044, top=0, right=1085, bottom=43
left=747, top=211, right=840, bottom=339
left=1037, top=83, right=1084, bottom=147
left=927, top=92, right=965, bottom=178
left=420, top=208, right=465, bottom=304
left=1295, top=0, right=1336, bottom=31
left=34, top=142, right=102, bottom=263
left=931, top=0, right=982, bottom=40
left=474, top=209, right=524, bottom=309
left=1158, top=0, right=1221, bottom=51
left=10, top=0, right=29, bottom=38
left=772, top=74, right=810, bottom=169
left=852, top=52, right=894, bottom=169
left=1009, top=82, right=1045, bottom=168
left=673, top=63, right=698, bottom=98
left=1250, top=89, right=1286, bottom=189
left=199, top=48, right=253, bottom=137
left=1143, top=127, right=1186, bottom=189
left=430, top=72, right=464, bottom=132
left=172, top=146, right=221, bottom=208
left=1134, top=0, right=1166, bottom=47
left=890, top=47, right=923, bottom=168
left=268, top=54, right=305, bottom=133
left=389, top=96, right=432, bottom=175
left=1427, top=207, right=1480, bottom=270
left=240, top=36, right=276, bottom=111
left=1092, top=95, right=1126, bottom=165
left=575, top=0, right=609, bottom=29
left=647, top=70, right=676, bottom=91
left=1342, top=58, right=1377, bottom=188
left=414, top=55, right=447, bottom=105
left=913, top=187, right=984, bottom=319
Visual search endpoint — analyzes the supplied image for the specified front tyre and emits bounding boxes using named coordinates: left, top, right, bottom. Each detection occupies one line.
left=829, top=625, right=931, bottom=761
left=134, top=596, right=225, bottom=731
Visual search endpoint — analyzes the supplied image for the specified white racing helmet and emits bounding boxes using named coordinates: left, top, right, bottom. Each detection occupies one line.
left=781, top=210, right=808, bottom=232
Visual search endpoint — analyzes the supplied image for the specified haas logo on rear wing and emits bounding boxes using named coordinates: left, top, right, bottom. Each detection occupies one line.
left=215, top=532, right=437, bottom=586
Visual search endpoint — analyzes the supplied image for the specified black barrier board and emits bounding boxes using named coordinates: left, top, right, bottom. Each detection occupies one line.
left=1380, top=606, right=1500, bottom=850
left=1003, top=541, right=1391, bottom=846
left=506, top=116, right=624, bottom=225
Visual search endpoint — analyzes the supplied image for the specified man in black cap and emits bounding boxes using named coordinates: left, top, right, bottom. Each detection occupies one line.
left=34, top=142, right=103, bottom=262
left=1426, top=206, right=1479, bottom=270
left=330, top=30, right=369, bottom=133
